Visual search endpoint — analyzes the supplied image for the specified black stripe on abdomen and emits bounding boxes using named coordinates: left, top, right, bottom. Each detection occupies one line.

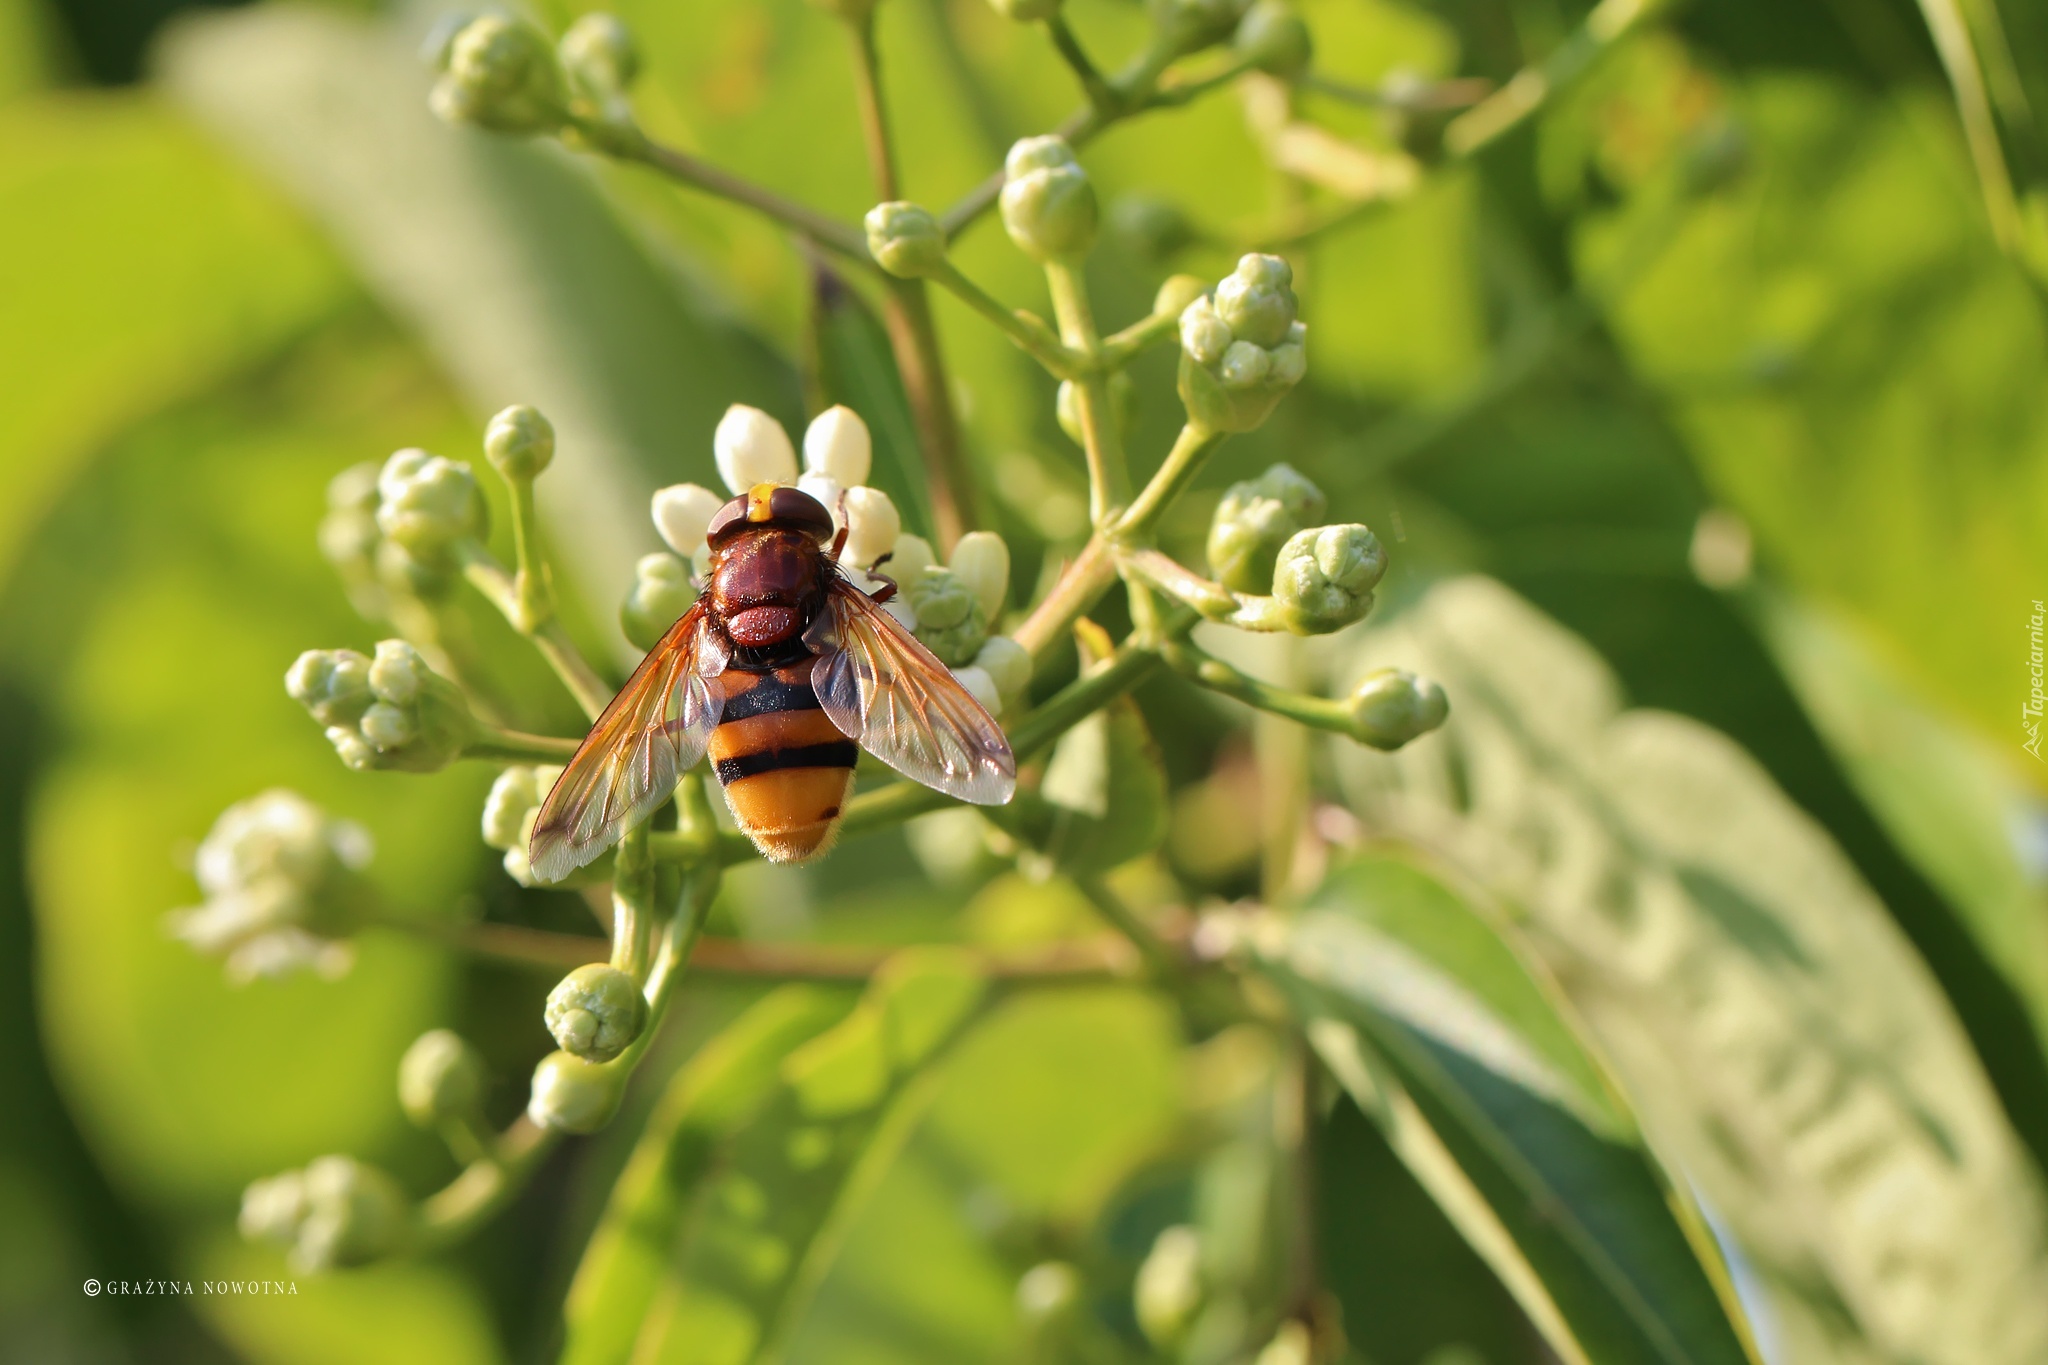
left=715, top=741, right=859, bottom=784
left=720, top=667, right=824, bottom=721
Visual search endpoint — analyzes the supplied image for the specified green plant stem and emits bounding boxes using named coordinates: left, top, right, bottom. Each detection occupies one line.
left=416, top=864, right=719, bottom=1250
left=1099, top=305, right=1183, bottom=368
left=464, top=727, right=582, bottom=764
left=503, top=476, right=553, bottom=633
left=846, top=14, right=901, bottom=200
left=1162, top=636, right=1360, bottom=737
left=600, top=126, right=876, bottom=270
left=1073, top=875, right=1185, bottom=984
left=609, top=820, right=655, bottom=982
left=1441, top=0, right=1663, bottom=159
left=1114, top=422, right=1225, bottom=544
left=879, top=279, right=981, bottom=549
left=1301, top=73, right=1492, bottom=110
left=1120, top=547, right=1297, bottom=631
left=1045, top=13, right=1119, bottom=115
left=1044, top=260, right=1131, bottom=523
left=389, top=918, right=1135, bottom=981
left=457, top=545, right=614, bottom=720
left=931, top=261, right=1082, bottom=377
left=1012, top=535, right=1120, bottom=659
left=415, top=1116, right=557, bottom=1250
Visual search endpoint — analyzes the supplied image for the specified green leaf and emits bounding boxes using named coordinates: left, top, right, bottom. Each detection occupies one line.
left=563, top=985, right=859, bottom=1365
left=1252, top=854, right=1757, bottom=1365
left=563, top=949, right=989, bottom=1365
left=0, top=91, right=347, bottom=583
left=1336, top=575, right=2048, bottom=1365
left=157, top=6, right=802, bottom=626
left=808, top=269, right=935, bottom=543
left=1037, top=693, right=1172, bottom=877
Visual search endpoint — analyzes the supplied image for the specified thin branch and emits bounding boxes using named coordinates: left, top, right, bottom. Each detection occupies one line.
left=847, top=14, right=901, bottom=201
left=611, top=132, right=876, bottom=269
left=1045, top=13, right=1119, bottom=116
left=456, top=545, right=615, bottom=720
left=464, top=727, right=582, bottom=764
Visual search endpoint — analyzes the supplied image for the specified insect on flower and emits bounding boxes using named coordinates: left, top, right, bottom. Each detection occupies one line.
left=528, top=482, right=1016, bottom=879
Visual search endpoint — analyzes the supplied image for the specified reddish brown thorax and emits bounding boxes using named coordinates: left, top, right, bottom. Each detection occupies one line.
left=705, top=484, right=838, bottom=651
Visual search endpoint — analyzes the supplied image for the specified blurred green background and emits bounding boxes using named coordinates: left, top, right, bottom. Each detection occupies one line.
left=5, top=0, right=2048, bottom=1360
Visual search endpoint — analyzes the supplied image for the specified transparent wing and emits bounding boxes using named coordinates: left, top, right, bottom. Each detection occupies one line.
left=810, top=577, right=1016, bottom=805
left=528, top=604, right=727, bottom=882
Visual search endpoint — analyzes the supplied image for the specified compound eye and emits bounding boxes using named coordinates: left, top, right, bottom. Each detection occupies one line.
left=767, top=485, right=835, bottom=542
left=704, top=495, right=752, bottom=546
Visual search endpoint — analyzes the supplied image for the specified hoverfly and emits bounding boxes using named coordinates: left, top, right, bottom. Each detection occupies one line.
left=527, top=482, right=1016, bottom=881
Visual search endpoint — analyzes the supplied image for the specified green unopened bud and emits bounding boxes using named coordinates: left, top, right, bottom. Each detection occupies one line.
left=949, top=531, right=1010, bottom=624
left=168, top=789, right=373, bottom=981
left=1233, top=0, right=1312, bottom=78
left=1270, top=524, right=1385, bottom=634
left=318, top=463, right=386, bottom=617
left=973, top=635, right=1033, bottom=712
left=288, top=641, right=480, bottom=772
left=546, top=963, right=647, bottom=1062
left=1345, top=667, right=1448, bottom=749
left=886, top=533, right=938, bottom=586
left=242, top=1156, right=409, bottom=1272
left=1000, top=137, right=1098, bottom=263
left=1207, top=463, right=1326, bottom=592
left=398, top=1029, right=486, bottom=1127
left=1155, top=273, right=1209, bottom=320
left=621, top=552, right=697, bottom=652
left=865, top=202, right=948, bottom=278
left=420, top=12, right=474, bottom=71
left=484, top=404, right=555, bottom=481
left=1135, top=1224, right=1204, bottom=1347
left=559, top=12, right=639, bottom=96
left=1111, top=193, right=1198, bottom=260
left=529, top=1050, right=626, bottom=1133
left=1149, top=0, right=1251, bottom=57
left=483, top=765, right=540, bottom=849
left=906, top=566, right=989, bottom=666
left=375, top=448, right=485, bottom=560
left=1178, top=255, right=1306, bottom=433
left=1055, top=372, right=1135, bottom=450
left=430, top=16, right=570, bottom=136
left=1017, top=1261, right=1083, bottom=1347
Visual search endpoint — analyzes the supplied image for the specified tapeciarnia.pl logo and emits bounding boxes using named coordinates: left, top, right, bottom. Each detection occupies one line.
left=2026, top=599, right=2045, bottom=761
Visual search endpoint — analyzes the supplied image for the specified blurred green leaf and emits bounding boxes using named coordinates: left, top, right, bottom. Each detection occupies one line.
left=158, top=6, right=802, bottom=630
left=1596, top=72, right=2048, bottom=783
left=565, top=984, right=857, bottom=1365
left=1750, top=588, right=2048, bottom=1068
left=1037, top=693, right=1172, bottom=878
left=1255, top=855, right=1756, bottom=1365
left=1337, top=575, right=2048, bottom=1365
left=808, top=268, right=935, bottom=542
left=0, top=90, right=347, bottom=583
left=564, top=950, right=988, bottom=1365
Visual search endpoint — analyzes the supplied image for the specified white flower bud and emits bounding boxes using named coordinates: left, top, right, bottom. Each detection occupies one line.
left=949, top=531, right=1010, bottom=623
left=952, top=665, right=1002, bottom=716
left=842, top=486, right=902, bottom=569
left=886, top=532, right=937, bottom=584
left=651, top=482, right=724, bottom=558
left=973, top=635, right=1032, bottom=709
left=803, top=405, right=872, bottom=486
left=482, top=767, right=543, bottom=850
left=713, top=405, right=797, bottom=494
left=797, top=473, right=845, bottom=531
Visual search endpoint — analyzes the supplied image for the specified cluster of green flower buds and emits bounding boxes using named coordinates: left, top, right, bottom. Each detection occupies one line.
left=544, top=963, right=647, bottom=1062
left=1344, top=666, right=1449, bottom=749
left=480, top=763, right=566, bottom=886
left=240, top=1155, right=410, bottom=1272
left=1269, top=523, right=1386, bottom=634
left=169, top=790, right=375, bottom=982
left=430, top=16, right=570, bottom=135
left=1179, top=254, right=1307, bottom=433
left=376, top=447, right=486, bottom=566
left=287, top=639, right=481, bottom=772
left=1000, top=137, right=1099, bottom=264
left=1206, top=463, right=1327, bottom=593
left=864, top=202, right=947, bottom=279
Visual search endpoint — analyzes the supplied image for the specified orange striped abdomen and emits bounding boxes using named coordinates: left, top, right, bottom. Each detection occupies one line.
left=710, top=664, right=856, bottom=863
